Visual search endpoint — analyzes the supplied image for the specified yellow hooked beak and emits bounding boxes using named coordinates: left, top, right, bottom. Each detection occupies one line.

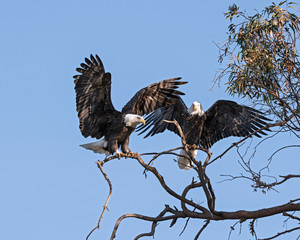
left=193, top=105, right=197, bottom=111
left=139, top=118, right=146, bottom=125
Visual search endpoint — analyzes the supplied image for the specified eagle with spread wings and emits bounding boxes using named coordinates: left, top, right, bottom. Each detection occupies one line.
left=74, top=54, right=187, bottom=158
left=137, top=98, right=271, bottom=169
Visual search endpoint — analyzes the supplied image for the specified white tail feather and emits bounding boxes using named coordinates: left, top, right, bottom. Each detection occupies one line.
left=80, top=139, right=110, bottom=156
left=178, top=148, right=198, bottom=170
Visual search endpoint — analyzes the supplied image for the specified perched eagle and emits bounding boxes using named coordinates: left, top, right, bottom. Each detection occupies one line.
left=137, top=98, right=271, bottom=170
left=74, top=54, right=187, bottom=158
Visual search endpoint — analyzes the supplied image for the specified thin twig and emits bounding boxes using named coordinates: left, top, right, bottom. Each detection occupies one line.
left=268, top=145, right=300, bottom=162
left=140, top=147, right=183, bottom=156
left=283, top=212, right=300, bottom=222
left=258, top=226, right=300, bottom=240
left=194, top=220, right=211, bottom=240
left=228, top=220, right=240, bottom=240
left=179, top=209, right=195, bottom=236
left=249, top=219, right=258, bottom=240
left=134, top=205, right=173, bottom=240
left=86, top=160, right=113, bottom=240
left=110, top=211, right=185, bottom=239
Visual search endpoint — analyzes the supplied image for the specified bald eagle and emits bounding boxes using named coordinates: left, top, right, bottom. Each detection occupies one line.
left=137, top=98, right=271, bottom=170
left=74, top=54, right=187, bottom=158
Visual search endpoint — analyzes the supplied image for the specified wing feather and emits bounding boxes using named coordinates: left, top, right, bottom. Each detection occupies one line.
left=200, top=100, right=271, bottom=148
left=122, top=78, right=187, bottom=115
left=136, top=98, right=188, bottom=137
left=74, top=54, right=121, bottom=139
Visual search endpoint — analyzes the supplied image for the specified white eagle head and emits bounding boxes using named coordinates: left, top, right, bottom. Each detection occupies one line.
left=124, top=114, right=146, bottom=128
left=188, top=101, right=205, bottom=116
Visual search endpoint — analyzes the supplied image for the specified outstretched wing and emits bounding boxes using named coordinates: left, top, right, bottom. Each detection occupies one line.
left=200, top=100, right=271, bottom=149
left=122, top=78, right=187, bottom=115
left=74, top=54, right=121, bottom=139
left=136, top=98, right=188, bottom=137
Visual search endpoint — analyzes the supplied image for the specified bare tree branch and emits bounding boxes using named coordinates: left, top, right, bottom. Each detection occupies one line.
left=87, top=149, right=300, bottom=239
left=194, top=220, right=210, bottom=240
left=228, top=220, right=241, bottom=240
left=258, top=226, right=300, bottom=240
left=86, top=160, right=113, bottom=240
left=268, top=145, right=300, bottom=162
left=283, top=212, right=300, bottom=222
left=110, top=210, right=185, bottom=240
left=134, top=205, right=175, bottom=240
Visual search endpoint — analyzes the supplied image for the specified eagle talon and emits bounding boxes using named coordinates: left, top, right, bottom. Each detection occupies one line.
left=129, top=151, right=134, bottom=157
left=115, top=152, right=124, bottom=159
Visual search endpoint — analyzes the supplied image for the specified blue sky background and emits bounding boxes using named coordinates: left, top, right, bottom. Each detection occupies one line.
left=1, top=1, right=299, bottom=239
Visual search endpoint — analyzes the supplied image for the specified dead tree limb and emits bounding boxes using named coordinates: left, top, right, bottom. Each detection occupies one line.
left=86, top=160, right=113, bottom=240
left=258, top=226, right=300, bottom=240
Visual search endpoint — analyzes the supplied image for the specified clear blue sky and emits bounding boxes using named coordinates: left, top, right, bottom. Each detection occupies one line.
left=1, top=1, right=299, bottom=239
